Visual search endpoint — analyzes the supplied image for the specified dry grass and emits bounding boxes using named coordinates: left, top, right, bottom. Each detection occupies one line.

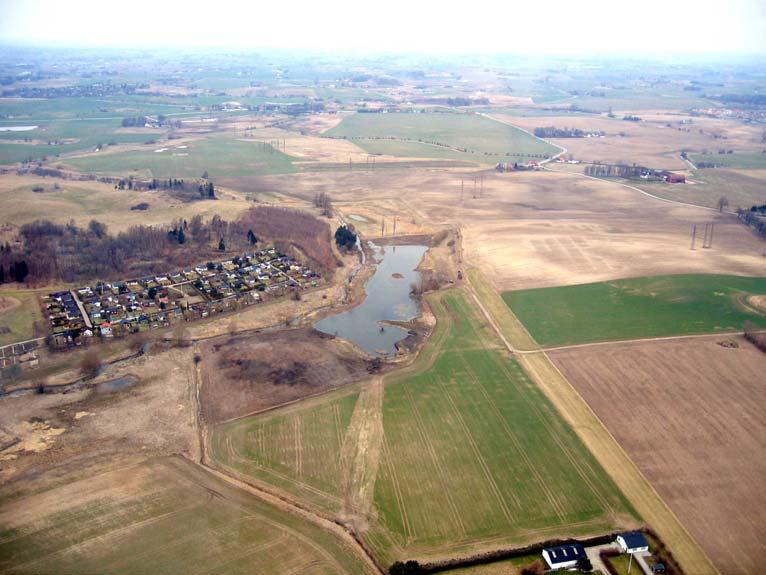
left=549, top=336, right=766, bottom=575
left=0, top=174, right=252, bottom=233
left=253, top=167, right=766, bottom=292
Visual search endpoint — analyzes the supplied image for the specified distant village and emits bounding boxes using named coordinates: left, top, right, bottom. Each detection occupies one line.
left=43, top=248, right=320, bottom=347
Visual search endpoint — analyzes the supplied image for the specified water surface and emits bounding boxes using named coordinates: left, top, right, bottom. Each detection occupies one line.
left=315, top=244, right=427, bottom=355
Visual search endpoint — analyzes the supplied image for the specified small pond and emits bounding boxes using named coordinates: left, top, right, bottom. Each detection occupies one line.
left=314, top=244, right=427, bottom=356
left=0, top=126, right=38, bottom=132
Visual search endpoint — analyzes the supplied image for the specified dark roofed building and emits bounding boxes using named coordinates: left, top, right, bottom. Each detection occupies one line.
left=617, top=531, right=650, bottom=553
left=542, top=543, right=586, bottom=570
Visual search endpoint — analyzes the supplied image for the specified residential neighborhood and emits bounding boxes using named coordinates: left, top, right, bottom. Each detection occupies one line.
left=42, top=247, right=320, bottom=346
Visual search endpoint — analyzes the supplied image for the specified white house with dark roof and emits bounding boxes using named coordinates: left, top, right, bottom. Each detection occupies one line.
left=542, top=543, right=586, bottom=570
left=617, top=531, right=649, bottom=554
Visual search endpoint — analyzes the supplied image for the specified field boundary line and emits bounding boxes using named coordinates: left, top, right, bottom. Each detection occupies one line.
left=530, top=329, right=754, bottom=354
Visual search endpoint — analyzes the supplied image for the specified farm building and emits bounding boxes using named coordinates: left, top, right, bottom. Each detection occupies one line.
left=660, top=171, right=686, bottom=183
left=542, top=543, right=586, bottom=570
left=617, top=531, right=649, bottom=554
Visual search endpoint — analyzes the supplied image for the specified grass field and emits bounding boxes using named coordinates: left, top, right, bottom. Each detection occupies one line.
left=0, top=456, right=376, bottom=575
left=208, top=388, right=360, bottom=514
left=690, top=152, right=766, bottom=170
left=0, top=290, right=43, bottom=347
left=325, top=112, right=558, bottom=160
left=503, top=274, right=766, bottom=347
left=208, top=289, right=635, bottom=567
left=365, top=290, right=635, bottom=563
left=62, top=138, right=297, bottom=178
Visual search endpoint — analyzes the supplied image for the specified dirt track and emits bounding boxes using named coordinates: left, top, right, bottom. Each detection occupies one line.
left=550, top=337, right=766, bottom=575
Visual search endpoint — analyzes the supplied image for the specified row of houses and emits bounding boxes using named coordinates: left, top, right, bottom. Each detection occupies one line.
left=42, top=247, right=320, bottom=346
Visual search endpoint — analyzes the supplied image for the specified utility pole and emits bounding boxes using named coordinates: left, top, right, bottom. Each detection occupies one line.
left=690, top=224, right=697, bottom=250
left=393, top=215, right=397, bottom=235
left=381, top=217, right=385, bottom=237
left=707, top=223, right=714, bottom=248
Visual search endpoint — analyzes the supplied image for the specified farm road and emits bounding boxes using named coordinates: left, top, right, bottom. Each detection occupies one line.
left=339, top=376, right=384, bottom=532
left=465, top=272, right=719, bottom=575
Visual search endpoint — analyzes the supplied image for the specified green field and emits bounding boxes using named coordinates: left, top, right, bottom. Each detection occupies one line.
left=366, top=290, right=634, bottom=563
left=325, top=112, right=559, bottom=161
left=210, top=289, right=635, bottom=566
left=62, top=138, right=298, bottom=178
left=503, top=274, right=766, bottom=347
left=0, top=456, right=375, bottom=575
left=690, top=152, right=766, bottom=170
left=209, top=389, right=360, bottom=514
left=0, top=290, right=43, bottom=347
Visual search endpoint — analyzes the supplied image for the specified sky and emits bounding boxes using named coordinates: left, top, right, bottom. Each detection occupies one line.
left=1, top=0, right=764, bottom=55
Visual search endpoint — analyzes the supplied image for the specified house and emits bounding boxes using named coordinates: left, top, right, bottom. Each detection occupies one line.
left=660, top=171, right=686, bottom=184
left=617, top=531, right=649, bottom=554
left=542, top=543, right=586, bottom=570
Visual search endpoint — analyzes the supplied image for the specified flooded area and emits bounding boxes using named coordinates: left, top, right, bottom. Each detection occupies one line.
left=314, top=244, right=427, bottom=356
left=348, top=214, right=369, bottom=222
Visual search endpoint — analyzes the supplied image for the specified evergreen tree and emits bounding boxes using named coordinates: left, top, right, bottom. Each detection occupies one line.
left=0, top=264, right=4, bottom=284
left=218, top=237, right=226, bottom=251
left=177, top=227, right=186, bottom=244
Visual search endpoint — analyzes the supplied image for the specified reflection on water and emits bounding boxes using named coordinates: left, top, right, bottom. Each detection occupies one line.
left=314, top=244, right=427, bottom=356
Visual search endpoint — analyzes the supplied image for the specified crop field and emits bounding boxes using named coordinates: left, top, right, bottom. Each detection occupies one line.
left=690, top=152, right=766, bottom=169
left=208, top=387, right=361, bottom=513
left=62, top=138, right=297, bottom=178
left=507, top=114, right=765, bottom=170
left=0, top=456, right=376, bottom=575
left=0, top=290, right=43, bottom=347
left=325, top=112, right=559, bottom=160
left=0, top=174, right=252, bottom=232
left=503, top=274, right=766, bottom=347
left=0, top=117, right=163, bottom=164
left=208, top=290, right=636, bottom=566
left=550, top=336, right=766, bottom=575
left=365, top=290, right=635, bottom=563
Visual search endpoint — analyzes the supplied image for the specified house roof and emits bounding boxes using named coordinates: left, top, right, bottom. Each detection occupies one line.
left=544, top=543, right=586, bottom=564
left=619, top=531, right=649, bottom=550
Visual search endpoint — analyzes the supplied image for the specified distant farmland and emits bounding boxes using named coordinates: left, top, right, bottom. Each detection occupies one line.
left=325, top=112, right=559, bottom=161
left=503, top=274, right=766, bottom=347
left=62, top=138, right=297, bottom=178
left=0, top=456, right=376, bottom=575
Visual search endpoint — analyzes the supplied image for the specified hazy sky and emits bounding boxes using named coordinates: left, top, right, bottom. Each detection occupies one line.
left=1, top=0, right=764, bottom=55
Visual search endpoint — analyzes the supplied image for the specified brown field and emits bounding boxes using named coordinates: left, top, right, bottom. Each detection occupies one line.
left=0, top=174, right=252, bottom=233
left=199, top=327, right=372, bottom=424
left=549, top=336, right=766, bottom=575
left=505, top=114, right=764, bottom=170
left=0, top=345, right=199, bottom=485
left=251, top=166, right=766, bottom=291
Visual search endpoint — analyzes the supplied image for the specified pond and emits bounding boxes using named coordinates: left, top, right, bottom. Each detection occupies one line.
left=314, top=244, right=427, bottom=356
left=0, top=125, right=38, bottom=132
